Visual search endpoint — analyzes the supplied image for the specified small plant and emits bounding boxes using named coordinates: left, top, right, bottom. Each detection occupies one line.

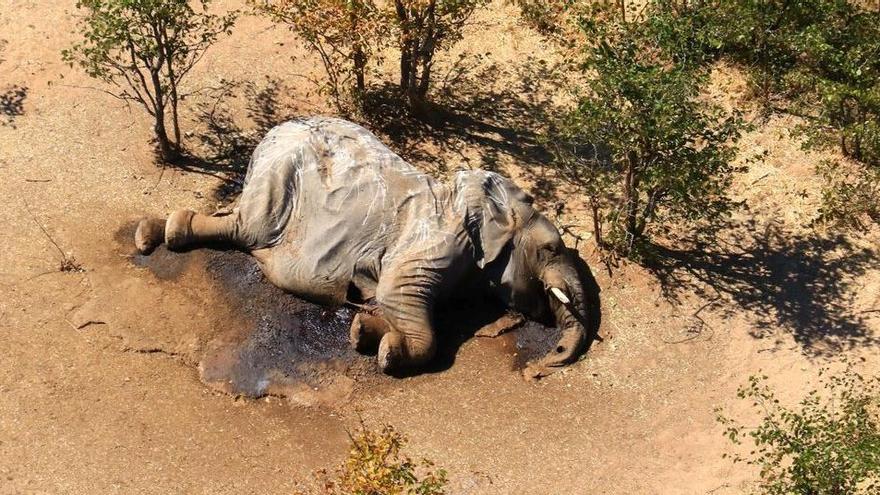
left=252, top=0, right=385, bottom=112
left=814, top=159, right=880, bottom=232
left=24, top=201, right=85, bottom=274
left=63, top=0, right=237, bottom=162
left=298, top=422, right=448, bottom=495
left=508, top=0, right=572, bottom=38
left=551, top=1, right=744, bottom=258
left=717, top=366, right=880, bottom=494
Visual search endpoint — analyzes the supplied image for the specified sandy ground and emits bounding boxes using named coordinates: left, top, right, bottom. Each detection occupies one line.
left=1, top=1, right=879, bottom=494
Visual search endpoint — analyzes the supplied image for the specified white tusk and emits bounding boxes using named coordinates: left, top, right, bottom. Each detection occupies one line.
left=549, top=287, right=570, bottom=305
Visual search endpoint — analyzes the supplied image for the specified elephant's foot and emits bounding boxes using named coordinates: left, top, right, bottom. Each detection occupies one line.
left=349, top=312, right=391, bottom=354
left=165, top=210, right=195, bottom=250
left=377, top=331, right=405, bottom=374
left=350, top=314, right=371, bottom=353
left=134, top=218, right=166, bottom=255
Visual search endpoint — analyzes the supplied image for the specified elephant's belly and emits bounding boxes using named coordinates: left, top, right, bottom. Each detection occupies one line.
left=253, top=245, right=351, bottom=307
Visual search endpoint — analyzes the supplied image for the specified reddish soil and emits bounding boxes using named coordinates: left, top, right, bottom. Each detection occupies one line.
left=1, top=1, right=878, bottom=494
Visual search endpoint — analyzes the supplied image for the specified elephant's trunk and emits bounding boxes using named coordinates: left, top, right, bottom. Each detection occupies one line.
left=526, top=264, right=589, bottom=378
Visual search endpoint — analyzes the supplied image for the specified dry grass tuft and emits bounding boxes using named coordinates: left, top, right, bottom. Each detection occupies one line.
left=298, top=421, right=448, bottom=495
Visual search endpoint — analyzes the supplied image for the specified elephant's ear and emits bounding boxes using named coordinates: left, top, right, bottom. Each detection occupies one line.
left=455, top=171, right=534, bottom=268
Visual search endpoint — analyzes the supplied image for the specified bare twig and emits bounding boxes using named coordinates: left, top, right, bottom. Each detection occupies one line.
left=662, top=297, right=719, bottom=344
left=751, top=172, right=772, bottom=185
left=147, top=161, right=167, bottom=192
left=23, top=200, right=84, bottom=273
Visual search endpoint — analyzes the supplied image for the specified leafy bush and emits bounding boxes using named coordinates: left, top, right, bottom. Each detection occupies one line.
left=508, top=0, right=572, bottom=38
left=252, top=0, right=385, bottom=111
left=700, top=0, right=880, bottom=229
left=783, top=3, right=880, bottom=230
left=717, top=366, right=880, bottom=494
left=298, top=422, right=448, bottom=495
left=815, top=159, right=880, bottom=231
left=392, top=0, right=488, bottom=111
left=784, top=3, right=880, bottom=164
left=63, top=0, right=237, bottom=162
left=702, top=0, right=822, bottom=99
left=256, top=0, right=487, bottom=113
left=550, top=1, right=745, bottom=258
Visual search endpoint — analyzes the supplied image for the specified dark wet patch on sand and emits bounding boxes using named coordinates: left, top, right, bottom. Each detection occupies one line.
left=505, top=322, right=563, bottom=370
left=116, top=220, right=192, bottom=280
left=195, top=249, right=379, bottom=404
left=131, top=245, right=192, bottom=280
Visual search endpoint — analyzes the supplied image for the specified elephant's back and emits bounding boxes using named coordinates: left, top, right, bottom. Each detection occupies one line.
left=234, top=117, right=452, bottom=304
left=235, top=117, right=423, bottom=248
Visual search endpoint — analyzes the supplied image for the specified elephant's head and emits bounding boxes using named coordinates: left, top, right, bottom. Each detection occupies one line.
left=454, top=171, right=596, bottom=378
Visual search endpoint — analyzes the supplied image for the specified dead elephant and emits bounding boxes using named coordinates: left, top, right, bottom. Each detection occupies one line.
left=135, top=117, right=597, bottom=379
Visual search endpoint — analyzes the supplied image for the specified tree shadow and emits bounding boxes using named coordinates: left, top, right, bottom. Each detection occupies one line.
left=1, top=85, right=27, bottom=128
left=647, top=219, right=879, bottom=355
left=183, top=78, right=292, bottom=202
left=358, top=55, right=567, bottom=193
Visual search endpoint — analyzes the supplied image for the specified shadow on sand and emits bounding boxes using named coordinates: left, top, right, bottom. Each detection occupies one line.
left=647, top=219, right=879, bottom=355
left=1, top=84, right=27, bottom=127
left=160, top=78, right=293, bottom=202
left=358, top=56, right=565, bottom=193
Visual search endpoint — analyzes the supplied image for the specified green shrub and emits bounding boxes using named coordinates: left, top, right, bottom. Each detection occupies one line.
left=299, top=422, right=448, bottom=495
left=507, top=0, right=574, bottom=39
left=703, top=0, right=824, bottom=99
left=785, top=2, right=880, bottom=165
left=717, top=366, right=880, bottom=494
left=63, top=0, right=237, bottom=162
left=256, top=0, right=488, bottom=113
left=814, top=159, right=880, bottom=231
left=550, top=1, right=745, bottom=258
left=251, top=0, right=385, bottom=112
left=700, top=0, right=880, bottom=229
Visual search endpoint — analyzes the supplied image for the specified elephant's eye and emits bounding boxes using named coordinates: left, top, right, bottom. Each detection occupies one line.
left=539, top=243, right=560, bottom=257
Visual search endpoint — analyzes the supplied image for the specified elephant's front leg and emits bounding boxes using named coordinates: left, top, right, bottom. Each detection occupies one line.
left=349, top=311, right=393, bottom=354
left=374, top=259, right=442, bottom=373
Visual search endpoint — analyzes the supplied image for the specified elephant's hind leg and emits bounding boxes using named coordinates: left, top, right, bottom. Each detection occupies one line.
left=134, top=218, right=166, bottom=254
left=135, top=210, right=242, bottom=254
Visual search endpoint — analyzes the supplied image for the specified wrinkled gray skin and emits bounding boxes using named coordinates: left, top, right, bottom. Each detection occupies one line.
left=135, top=117, right=593, bottom=379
